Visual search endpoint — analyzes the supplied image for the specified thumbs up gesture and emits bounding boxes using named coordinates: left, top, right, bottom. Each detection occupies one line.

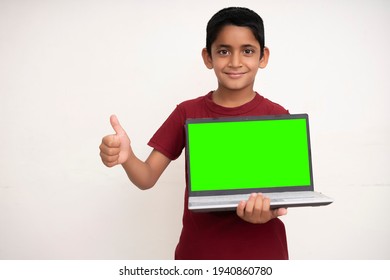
left=99, top=115, right=132, bottom=167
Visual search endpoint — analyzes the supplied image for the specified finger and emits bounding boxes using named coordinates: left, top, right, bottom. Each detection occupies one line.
left=101, top=135, right=121, bottom=148
left=244, top=193, right=257, bottom=216
left=262, top=195, right=271, bottom=212
left=100, top=152, right=119, bottom=167
left=110, top=115, right=126, bottom=136
left=236, top=201, right=246, bottom=218
left=99, top=144, right=121, bottom=156
left=252, top=193, right=264, bottom=217
left=101, top=153, right=119, bottom=163
left=102, top=159, right=119, bottom=168
left=274, top=208, right=288, bottom=218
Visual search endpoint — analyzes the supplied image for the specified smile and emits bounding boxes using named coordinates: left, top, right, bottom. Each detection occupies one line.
left=225, top=72, right=246, bottom=78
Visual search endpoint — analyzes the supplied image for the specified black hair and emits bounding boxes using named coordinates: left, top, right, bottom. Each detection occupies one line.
left=206, top=7, right=265, bottom=58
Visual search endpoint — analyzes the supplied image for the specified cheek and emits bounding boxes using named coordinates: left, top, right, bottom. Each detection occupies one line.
left=211, top=59, right=226, bottom=68
left=244, top=57, right=262, bottom=68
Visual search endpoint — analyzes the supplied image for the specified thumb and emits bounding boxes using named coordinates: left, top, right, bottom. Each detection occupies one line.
left=273, top=208, right=288, bottom=218
left=110, top=115, right=126, bottom=136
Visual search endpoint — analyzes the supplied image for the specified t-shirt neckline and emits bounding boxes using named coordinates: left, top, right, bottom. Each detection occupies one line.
left=204, top=91, right=264, bottom=116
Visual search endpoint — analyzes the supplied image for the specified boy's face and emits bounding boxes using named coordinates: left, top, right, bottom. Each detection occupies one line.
left=202, top=25, right=269, bottom=94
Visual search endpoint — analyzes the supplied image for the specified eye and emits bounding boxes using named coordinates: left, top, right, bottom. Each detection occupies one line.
left=243, top=48, right=255, bottom=55
left=217, top=49, right=230, bottom=56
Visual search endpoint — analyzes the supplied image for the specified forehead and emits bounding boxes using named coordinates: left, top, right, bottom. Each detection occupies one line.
left=213, top=25, right=259, bottom=48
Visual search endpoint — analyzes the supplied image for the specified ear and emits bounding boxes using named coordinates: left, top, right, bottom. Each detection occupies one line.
left=201, top=48, right=214, bottom=69
left=259, top=47, right=270, bottom=69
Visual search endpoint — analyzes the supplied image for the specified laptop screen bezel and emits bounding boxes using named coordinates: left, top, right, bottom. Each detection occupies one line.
left=185, top=114, right=315, bottom=196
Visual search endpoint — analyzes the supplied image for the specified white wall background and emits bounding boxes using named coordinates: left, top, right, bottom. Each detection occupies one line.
left=0, top=0, right=389, bottom=259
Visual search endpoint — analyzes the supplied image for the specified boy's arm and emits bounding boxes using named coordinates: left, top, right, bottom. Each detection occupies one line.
left=99, top=115, right=171, bottom=190
left=122, top=149, right=171, bottom=189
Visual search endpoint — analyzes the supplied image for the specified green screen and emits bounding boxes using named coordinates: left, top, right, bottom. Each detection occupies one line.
left=187, top=118, right=311, bottom=191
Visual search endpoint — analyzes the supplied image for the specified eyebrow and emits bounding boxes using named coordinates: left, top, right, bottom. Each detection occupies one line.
left=216, top=44, right=258, bottom=49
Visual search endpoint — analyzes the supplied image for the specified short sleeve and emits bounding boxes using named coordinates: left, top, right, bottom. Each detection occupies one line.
left=148, top=105, right=186, bottom=160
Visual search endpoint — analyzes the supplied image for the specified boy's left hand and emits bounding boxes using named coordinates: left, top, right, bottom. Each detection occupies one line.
left=236, top=193, right=287, bottom=224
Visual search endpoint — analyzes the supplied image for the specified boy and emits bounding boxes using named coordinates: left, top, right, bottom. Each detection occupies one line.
left=100, top=7, right=288, bottom=259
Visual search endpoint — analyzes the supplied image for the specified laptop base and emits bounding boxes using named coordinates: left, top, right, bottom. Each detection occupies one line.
left=188, top=191, right=333, bottom=212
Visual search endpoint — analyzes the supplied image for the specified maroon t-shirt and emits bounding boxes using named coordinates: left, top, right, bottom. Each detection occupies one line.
left=148, top=91, right=289, bottom=259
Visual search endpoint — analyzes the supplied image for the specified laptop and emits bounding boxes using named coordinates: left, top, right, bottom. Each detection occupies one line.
left=185, top=113, right=333, bottom=212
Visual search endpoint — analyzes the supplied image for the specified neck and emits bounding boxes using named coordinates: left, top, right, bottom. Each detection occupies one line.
left=212, top=88, right=256, bottom=108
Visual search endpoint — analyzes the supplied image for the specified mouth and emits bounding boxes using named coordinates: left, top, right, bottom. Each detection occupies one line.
left=225, top=72, right=246, bottom=79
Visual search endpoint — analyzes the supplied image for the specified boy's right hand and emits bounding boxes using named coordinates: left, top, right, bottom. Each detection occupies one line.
left=99, top=115, right=131, bottom=167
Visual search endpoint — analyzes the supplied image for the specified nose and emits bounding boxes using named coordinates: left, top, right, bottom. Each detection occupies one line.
left=229, top=52, right=242, bottom=68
